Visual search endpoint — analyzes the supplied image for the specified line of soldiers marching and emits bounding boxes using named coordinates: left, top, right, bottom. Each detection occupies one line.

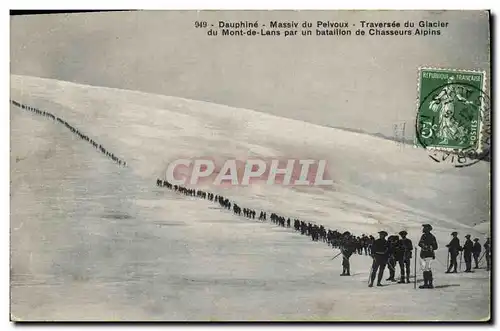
left=11, top=100, right=127, bottom=167
left=156, top=178, right=375, bottom=250
left=157, top=178, right=491, bottom=290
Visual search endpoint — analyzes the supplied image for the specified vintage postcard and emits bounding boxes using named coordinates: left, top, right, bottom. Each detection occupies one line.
left=10, top=10, right=491, bottom=322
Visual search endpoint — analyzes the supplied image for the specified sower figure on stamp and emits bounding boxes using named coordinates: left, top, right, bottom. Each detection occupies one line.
left=428, top=76, right=473, bottom=145
left=463, top=234, right=474, bottom=272
left=386, top=235, right=399, bottom=282
left=484, top=237, right=491, bottom=271
left=398, top=230, right=413, bottom=284
left=418, top=224, right=438, bottom=289
left=472, top=238, right=482, bottom=269
left=368, top=231, right=389, bottom=287
left=446, top=231, right=461, bottom=273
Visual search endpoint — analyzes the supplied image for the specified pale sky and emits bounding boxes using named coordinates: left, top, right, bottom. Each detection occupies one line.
left=10, top=10, right=490, bottom=137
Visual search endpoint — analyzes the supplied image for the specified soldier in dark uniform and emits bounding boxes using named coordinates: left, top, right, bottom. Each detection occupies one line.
left=368, top=231, right=389, bottom=287
left=340, top=231, right=356, bottom=276
left=356, top=236, right=363, bottom=255
left=462, top=234, right=474, bottom=272
left=446, top=231, right=462, bottom=273
left=367, top=235, right=375, bottom=256
left=472, top=238, right=482, bottom=269
left=397, top=230, right=413, bottom=284
left=386, top=235, right=399, bottom=282
left=484, top=237, right=491, bottom=271
left=361, top=234, right=369, bottom=255
left=418, top=224, right=438, bottom=289
left=300, top=221, right=307, bottom=235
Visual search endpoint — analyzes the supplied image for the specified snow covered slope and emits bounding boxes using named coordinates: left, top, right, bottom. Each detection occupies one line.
left=10, top=74, right=490, bottom=239
left=10, top=75, right=490, bottom=321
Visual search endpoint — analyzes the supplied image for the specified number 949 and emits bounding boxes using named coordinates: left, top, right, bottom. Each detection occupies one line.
left=195, top=21, right=208, bottom=28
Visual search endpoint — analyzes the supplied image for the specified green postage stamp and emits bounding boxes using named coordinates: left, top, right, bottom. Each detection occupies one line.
left=415, top=67, right=488, bottom=155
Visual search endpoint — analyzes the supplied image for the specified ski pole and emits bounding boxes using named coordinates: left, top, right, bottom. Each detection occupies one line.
left=386, top=261, right=396, bottom=272
left=478, top=251, right=486, bottom=264
left=478, top=252, right=488, bottom=268
left=414, top=247, right=417, bottom=289
left=331, top=251, right=343, bottom=260
left=459, top=251, right=463, bottom=272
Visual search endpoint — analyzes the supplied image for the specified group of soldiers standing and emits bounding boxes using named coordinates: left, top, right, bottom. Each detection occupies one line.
left=337, top=229, right=415, bottom=287
left=446, top=231, right=491, bottom=273
left=340, top=224, right=491, bottom=289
